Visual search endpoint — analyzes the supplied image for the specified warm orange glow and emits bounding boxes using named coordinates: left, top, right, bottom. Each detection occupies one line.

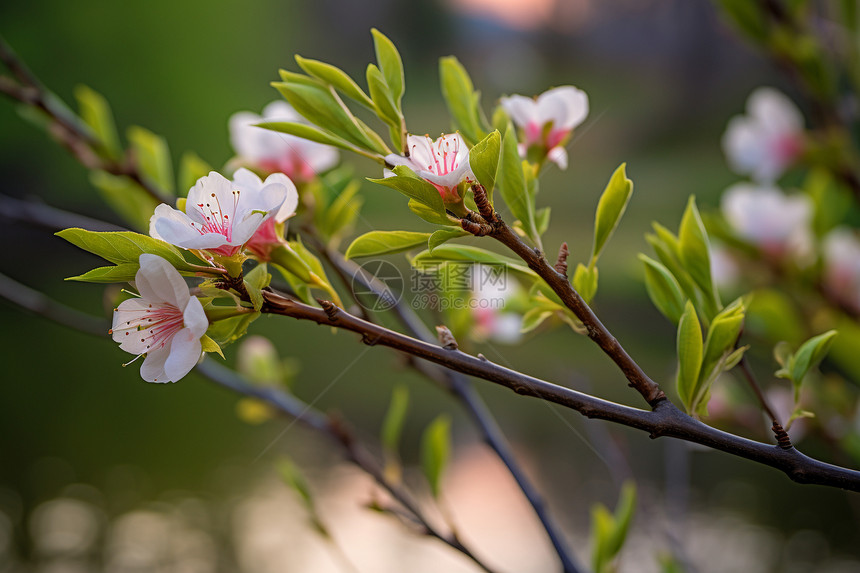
left=450, top=0, right=557, bottom=30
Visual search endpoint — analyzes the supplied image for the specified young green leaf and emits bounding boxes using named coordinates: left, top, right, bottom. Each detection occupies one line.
left=469, top=130, right=501, bottom=194
left=381, top=385, right=410, bottom=455
left=56, top=228, right=193, bottom=270
left=278, top=457, right=315, bottom=513
left=345, top=231, right=432, bottom=259
left=592, top=163, right=633, bottom=262
left=369, top=165, right=445, bottom=213
left=676, top=300, right=703, bottom=413
left=439, top=56, right=486, bottom=145
left=295, top=55, right=375, bottom=110
left=319, top=180, right=363, bottom=240
left=607, top=481, right=637, bottom=559
left=411, top=244, right=538, bottom=282
left=371, top=28, right=405, bottom=108
left=639, top=254, right=686, bottom=324
left=65, top=263, right=139, bottom=283
left=74, top=85, right=121, bottom=160
left=205, top=311, right=261, bottom=348
left=244, top=263, right=271, bottom=311
left=421, top=415, right=452, bottom=497
left=678, top=196, right=717, bottom=306
left=127, top=125, right=174, bottom=196
left=428, top=228, right=470, bottom=252
left=572, top=263, right=598, bottom=305
left=408, top=199, right=457, bottom=226
left=790, top=330, right=838, bottom=385
left=257, top=121, right=367, bottom=156
left=366, top=63, right=402, bottom=130
left=498, top=126, right=535, bottom=239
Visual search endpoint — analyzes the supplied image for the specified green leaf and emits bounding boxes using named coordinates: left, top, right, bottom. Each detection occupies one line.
left=345, top=231, right=432, bottom=259
left=535, top=206, right=551, bottom=236
left=295, top=55, right=375, bottom=110
left=381, top=385, right=409, bottom=455
left=790, top=330, right=838, bottom=385
left=56, top=228, right=194, bottom=270
left=258, top=121, right=363, bottom=156
left=371, top=28, right=405, bottom=108
left=269, top=243, right=314, bottom=284
left=421, top=415, right=451, bottom=497
left=498, top=126, right=535, bottom=239
left=520, top=307, right=555, bottom=333
left=639, top=254, right=686, bottom=324
left=607, top=481, right=637, bottom=558
left=89, top=170, right=160, bottom=232
left=200, top=334, right=224, bottom=359
left=366, top=63, right=402, bottom=129
left=66, top=263, right=139, bottom=283
left=408, top=199, right=457, bottom=226
left=127, top=125, right=174, bottom=196
left=244, top=263, right=271, bottom=311
left=700, top=299, right=745, bottom=383
left=439, top=56, right=486, bottom=145
left=369, top=165, right=445, bottom=213
left=278, top=457, right=315, bottom=512
left=205, top=311, right=261, bottom=348
left=272, top=81, right=387, bottom=155
left=679, top=196, right=717, bottom=306
left=74, top=85, right=121, bottom=160
left=469, top=130, right=501, bottom=194
left=572, top=263, right=598, bottom=305
left=411, top=244, right=538, bottom=282
left=676, top=300, right=703, bottom=413
left=320, top=180, right=363, bottom=240
left=428, top=228, right=470, bottom=252
left=592, top=163, right=633, bottom=262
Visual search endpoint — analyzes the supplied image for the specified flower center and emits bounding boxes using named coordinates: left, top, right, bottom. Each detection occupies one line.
left=111, top=303, right=185, bottom=354
left=421, top=135, right=461, bottom=177
left=189, top=190, right=241, bottom=241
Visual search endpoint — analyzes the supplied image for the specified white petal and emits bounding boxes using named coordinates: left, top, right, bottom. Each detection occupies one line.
left=491, top=313, right=524, bottom=344
left=537, top=86, right=589, bottom=130
left=186, top=172, right=237, bottom=219
left=153, top=216, right=232, bottom=250
left=229, top=111, right=266, bottom=160
left=182, top=295, right=209, bottom=339
left=303, top=143, right=340, bottom=174
left=500, top=95, right=538, bottom=127
left=140, top=346, right=171, bottom=383
left=262, top=100, right=301, bottom=122
left=231, top=167, right=264, bottom=190
left=747, top=87, right=804, bottom=134
left=163, top=328, right=203, bottom=382
left=404, top=135, right=437, bottom=171
left=135, top=254, right=191, bottom=308
left=230, top=211, right=268, bottom=247
left=262, top=173, right=298, bottom=222
left=722, top=116, right=766, bottom=177
left=547, top=146, right=568, bottom=170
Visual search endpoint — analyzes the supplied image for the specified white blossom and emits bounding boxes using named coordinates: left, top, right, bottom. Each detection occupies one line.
left=721, top=183, right=813, bottom=261
left=500, top=85, right=589, bottom=169
left=150, top=171, right=288, bottom=257
left=823, top=227, right=860, bottom=311
left=385, top=133, right=474, bottom=202
left=110, top=254, right=208, bottom=383
left=722, top=88, right=805, bottom=183
left=229, top=101, right=339, bottom=182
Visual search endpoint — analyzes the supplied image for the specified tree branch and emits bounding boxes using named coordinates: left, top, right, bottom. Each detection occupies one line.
left=261, top=289, right=860, bottom=492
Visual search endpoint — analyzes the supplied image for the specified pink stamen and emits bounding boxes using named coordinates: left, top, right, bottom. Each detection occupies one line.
left=112, top=303, right=185, bottom=354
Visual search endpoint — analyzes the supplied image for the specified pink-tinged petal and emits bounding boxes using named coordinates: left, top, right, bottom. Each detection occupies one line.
left=404, top=135, right=437, bottom=171
left=262, top=100, right=301, bottom=122
left=230, top=211, right=268, bottom=247
left=163, top=328, right=203, bottom=382
left=747, top=87, right=804, bottom=135
left=537, top=86, right=589, bottom=130
left=183, top=295, right=209, bottom=339
left=229, top=111, right=268, bottom=160
left=500, top=95, right=538, bottom=127
left=140, top=346, right=171, bottom=383
left=149, top=203, right=194, bottom=242
left=547, top=146, right=568, bottom=170
left=135, top=254, right=191, bottom=308
left=152, top=216, right=233, bottom=250
left=264, top=174, right=299, bottom=223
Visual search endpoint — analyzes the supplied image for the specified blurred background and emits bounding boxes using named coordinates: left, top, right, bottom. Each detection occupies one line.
left=1, top=0, right=859, bottom=571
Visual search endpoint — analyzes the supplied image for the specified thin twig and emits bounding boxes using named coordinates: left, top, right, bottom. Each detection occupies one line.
left=315, top=239, right=583, bottom=573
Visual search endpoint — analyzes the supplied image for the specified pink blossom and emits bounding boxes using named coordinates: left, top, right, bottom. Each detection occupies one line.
left=500, top=86, right=588, bottom=169
left=385, top=133, right=474, bottom=202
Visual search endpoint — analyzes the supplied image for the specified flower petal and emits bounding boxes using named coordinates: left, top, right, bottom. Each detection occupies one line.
left=547, top=146, right=568, bottom=170
left=261, top=173, right=298, bottom=223
left=135, top=254, right=191, bottom=308
left=140, top=346, right=171, bottom=383
left=500, top=95, right=538, bottom=127
left=537, top=86, right=589, bottom=130
left=163, top=328, right=203, bottom=382
left=748, top=87, right=803, bottom=134
left=182, top=295, right=209, bottom=339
